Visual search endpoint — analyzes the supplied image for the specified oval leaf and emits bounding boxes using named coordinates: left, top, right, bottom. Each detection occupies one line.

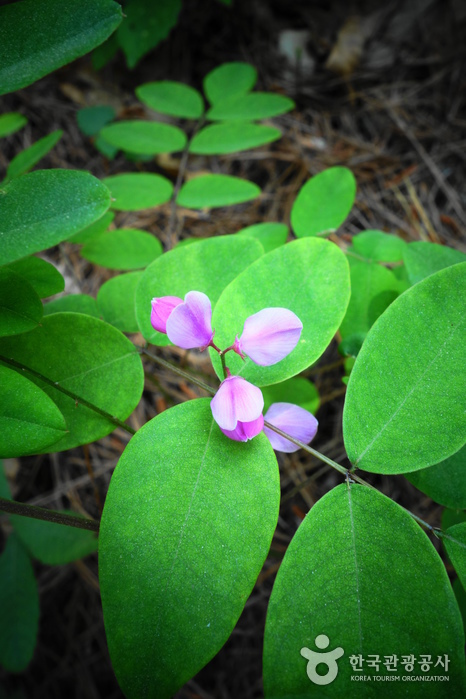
left=352, top=230, right=407, bottom=262
left=443, top=524, right=466, bottom=591
left=203, top=62, right=257, bottom=105
left=97, top=272, right=142, bottom=332
left=81, top=229, right=162, bottom=270
left=262, top=376, right=319, bottom=414
left=0, top=0, right=122, bottom=95
left=291, top=166, right=356, bottom=237
left=76, top=105, right=116, bottom=136
left=237, top=222, right=288, bottom=253
left=403, top=241, right=466, bottom=286
left=210, top=238, right=350, bottom=386
left=103, top=173, right=173, bottom=211
left=99, top=398, right=279, bottom=699
left=135, top=235, right=264, bottom=343
left=116, top=0, right=181, bottom=69
left=406, top=445, right=466, bottom=510
left=0, top=113, right=27, bottom=138
left=0, top=364, right=67, bottom=458
left=207, top=92, right=294, bottom=121
left=43, top=294, right=100, bottom=317
left=343, top=263, right=466, bottom=473
left=6, top=130, right=63, bottom=180
left=264, top=484, right=466, bottom=697
left=5, top=256, right=64, bottom=298
left=177, top=174, right=260, bottom=209
left=0, top=268, right=43, bottom=337
left=190, top=122, right=281, bottom=155
left=0, top=313, right=144, bottom=452
left=0, top=170, right=111, bottom=265
left=67, top=210, right=114, bottom=244
left=136, top=81, right=204, bottom=118
left=101, top=120, right=186, bottom=155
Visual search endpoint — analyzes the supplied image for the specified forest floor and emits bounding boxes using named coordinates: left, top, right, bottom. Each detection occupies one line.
left=1, top=0, right=465, bottom=697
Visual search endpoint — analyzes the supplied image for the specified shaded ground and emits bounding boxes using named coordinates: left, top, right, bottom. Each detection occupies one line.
left=1, top=0, right=465, bottom=697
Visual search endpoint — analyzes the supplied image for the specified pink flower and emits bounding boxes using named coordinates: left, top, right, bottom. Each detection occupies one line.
left=219, top=414, right=264, bottom=442
left=263, top=402, right=318, bottom=453
left=211, top=375, right=264, bottom=434
left=166, top=291, right=214, bottom=350
left=234, top=308, right=302, bottom=366
left=150, top=296, right=183, bottom=333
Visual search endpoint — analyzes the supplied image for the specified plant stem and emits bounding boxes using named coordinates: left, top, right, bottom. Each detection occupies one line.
left=0, top=497, right=99, bottom=533
left=141, top=348, right=217, bottom=394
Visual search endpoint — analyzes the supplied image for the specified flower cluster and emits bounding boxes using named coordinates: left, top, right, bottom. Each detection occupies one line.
left=150, top=291, right=318, bottom=452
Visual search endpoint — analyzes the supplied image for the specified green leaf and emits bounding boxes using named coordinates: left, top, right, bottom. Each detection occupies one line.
left=177, top=174, right=260, bottom=209
left=203, top=62, right=257, bottom=105
left=135, top=236, right=263, bottom=343
left=76, top=105, right=116, bottom=136
left=442, top=508, right=466, bottom=532
left=103, top=173, right=173, bottom=211
left=0, top=170, right=111, bottom=265
left=0, top=268, right=43, bottom=337
left=352, top=230, right=407, bottom=262
left=403, top=241, right=466, bottom=286
left=5, top=130, right=63, bottom=181
left=406, top=445, right=466, bottom=510
left=101, top=120, right=186, bottom=155
left=343, top=263, right=466, bottom=473
left=189, top=122, right=281, bottom=155
left=0, top=313, right=144, bottom=452
left=0, top=0, right=122, bottom=95
left=92, top=32, right=119, bottom=70
left=263, top=484, right=466, bottom=698
left=0, top=113, right=27, bottom=138
left=81, top=229, right=162, bottom=270
left=207, top=92, right=294, bottom=121
left=67, top=210, right=115, bottom=244
left=0, top=364, right=67, bottom=458
left=99, top=398, right=279, bottom=699
left=291, top=167, right=356, bottom=237
left=10, top=513, right=97, bottom=565
left=95, top=134, right=119, bottom=159
left=453, top=577, right=466, bottom=629
left=443, top=524, right=466, bottom=591
left=97, top=272, right=142, bottom=332
left=5, top=256, right=64, bottom=298
left=117, top=0, right=181, bottom=69
left=339, top=258, right=399, bottom=341
left=43, top=294, right=100, bottom=318
left=262, top=376, right=319, bottom=414
left=210, top=238, right=350, bottom=386
left=0, top=533, right=39, bottom=672
left=237, top=222, right=288, bottom=253
left=136, top=81, right=204, bottom=119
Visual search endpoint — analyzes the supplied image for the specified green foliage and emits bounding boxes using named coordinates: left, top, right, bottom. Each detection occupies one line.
left=210, top=238, right=350, bottom=386
left=81, top=229, right=162, bottom=270
left=136, top=81, right=204, bottom=119
left=0, top=0, right=122, bottom=95
left=406, top=445, right=466, bottom=509
left=403, top=240, right=466, bottom=285
left=207, top=93, right=294, bottom=121
left=0, top=269, right=43, bottom=337
left=101, top=120, right=187, bottom=155
left=176, top=174, right=260, bottom=209
left=237, top=222, right=288, bottom=252
left=263, top=484, right=466, bottom=697
left=76, top=105, right=116, bottom=136
left=99, top=398, right=279, bottom=699
left=203, top=62, right=257, bottom=104
left=103, top=173, right=173, bottom=211
left=0, top=113, right=27, bottom=138
left=43, top=294, right=100, bottom=318
left=443, top=524, right=466, bottom=591
left=344, top=263, right=466, bottom=473
left=291, top=166, right=356, bottom=237
left=262, top=377, right=319, bottom=414
left=190, top=122, right=281, bottom=155
left=5, top=130, right=63, bottom=181
left=5, top=256, right=64, bottom=299
left=67, top=210, right=115, bottom=244
left=0, top=170, right=111, bottom=265
left=352, top=230, right=407, bottom=262
left=97, top=272, right=142, bottom=333
left=0, top=313, right=144, bottom=451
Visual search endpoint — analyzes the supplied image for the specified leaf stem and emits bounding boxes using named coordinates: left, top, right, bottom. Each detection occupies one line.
left=0, top=497, right=99, bottom=533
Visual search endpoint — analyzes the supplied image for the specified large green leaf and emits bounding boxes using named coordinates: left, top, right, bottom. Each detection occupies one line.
left=103, top=173, right=173, bottom=211
left=0, top=113, right=27, bottom=138
left=5, top=256, right=64, bottom=298
left=5, top=131, right=63, bottom=181
left=0, top=533, right=39, bottom=672
left=237, top=222, right=288, bottom=253
left=406, top=445, right=466, bottom=509
left=343, top=263, right=466, bottom=473
left=189, top=122, right=281, bottom=155
left=76, top=105, right=116, bottom=136
left=97, top=272, right=142, bottom=332
left=207, top=93, right=294, bottom=121
left=136, top=81, right=204, bottom=119
left=0, top=269, right=43, bottom=337
left=67, top=210, right=114, bottom=244
left=135, top=236, right=264, bottom=344
left=0, top=170, right=111, bottom=265
left=210, top=238, right=350, bottom=386
left=0, top=313, right=144, bottom=452
left=99, top=398, right=279, bottom=699
left=264, top=484, right=466, bottom=697
left=203, top=62, right=257, bottom=105
left=262, top=376, right=319, bottom=414
left=352, top=230, right=407, bottom=262
left=43, top=294, right=100, bottom=318
left=177, top=174, right=260, bottom=209
left=81, top=229, right=162, bottom=270
left=0, top=0, right=122, bottom=95
left=443, top=523, right=466, bottom=591
left=291, top=167, right=356, bottom=238
left=403, top=241, right=466, bottom=286
left=117, top=0, right=181, bottom=69
left=101, top=121, right=186, bottom=155
left=0, top=364, right=67, bottom=458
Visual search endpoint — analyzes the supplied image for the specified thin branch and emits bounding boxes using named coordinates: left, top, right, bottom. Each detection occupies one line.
left=141, top=347, right=217, bottom=394
left=0, top=497, right=99, bottom=533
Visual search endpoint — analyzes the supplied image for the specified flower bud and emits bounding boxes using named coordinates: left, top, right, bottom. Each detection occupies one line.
left=264, top=402, right=318, bottom=453
left=219, top=414, right=264, bottom=442
left=151, top=296, right=183, bottom=334
left=211, top=375, right=264, bottom=432
left=234, top=308, right=302, bottom=366
left=166, top=290, right=214, bottom=350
